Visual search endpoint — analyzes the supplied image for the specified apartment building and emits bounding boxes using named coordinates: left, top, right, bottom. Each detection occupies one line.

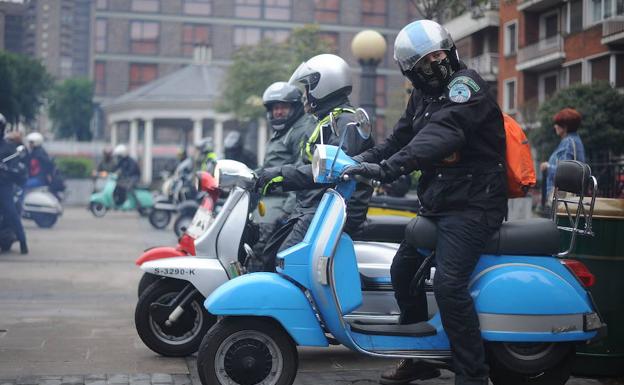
left=498, top=0, right=624, bottom=122
left=0, top=0, right=28, bottom=54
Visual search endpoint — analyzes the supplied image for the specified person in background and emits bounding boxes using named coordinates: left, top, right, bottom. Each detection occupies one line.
left=540, top=107, right=585, bottom=200
left=194, top=137, right=218, bottom=174
left=111, top=144, right=141, bottom=208
left=96, top=147, right=116, bottom=173
left=24, top=132, right=54, bottom=189
left=342, top=20, right=507, bottom=385
left=0, top=113, right=28, bottom=254
left=224, top=131, right=257, bottom=169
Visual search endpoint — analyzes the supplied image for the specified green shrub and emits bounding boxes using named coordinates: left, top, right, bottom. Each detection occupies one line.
left=55, top=156, right=94, bottom=179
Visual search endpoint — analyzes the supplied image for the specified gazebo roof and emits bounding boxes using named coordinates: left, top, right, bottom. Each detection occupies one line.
left=103, top=63, right=226, bottom=113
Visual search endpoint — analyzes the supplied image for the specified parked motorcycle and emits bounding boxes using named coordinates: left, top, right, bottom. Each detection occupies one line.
left=149, top=159, right=197, bottom=230
left=134, top=158, right=412, bottom=357
left=195, top=114, right=605, bottom=385
left=89, top=172, right=154, bottom=217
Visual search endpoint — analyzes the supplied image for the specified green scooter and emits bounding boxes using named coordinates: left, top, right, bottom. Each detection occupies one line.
left=89, top=172, right=154, bottom=217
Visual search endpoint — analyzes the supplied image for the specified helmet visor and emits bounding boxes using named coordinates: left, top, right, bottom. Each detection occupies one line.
left=394, top=24, right=454, bottom=72
left=288, top=61, right=320, bottom=91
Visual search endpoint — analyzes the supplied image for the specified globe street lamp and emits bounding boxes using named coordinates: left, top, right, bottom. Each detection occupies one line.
left=351, top=30, right=387, bottom=136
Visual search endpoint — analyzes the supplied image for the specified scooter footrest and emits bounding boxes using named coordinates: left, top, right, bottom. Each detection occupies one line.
left=349, top=321, right=436, bottom=337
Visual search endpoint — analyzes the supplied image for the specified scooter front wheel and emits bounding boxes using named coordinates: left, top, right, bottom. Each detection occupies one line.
left=197, top=317, right=298, bottom=385
left=488, top=342, right=574, bottom=385
left=90, top=202, right=107, bottom=217
left=135, top=278, right=215, bottom=357
left=149, top=209, right=171, bottom=229
left=33, top=213, right=58, bottom=228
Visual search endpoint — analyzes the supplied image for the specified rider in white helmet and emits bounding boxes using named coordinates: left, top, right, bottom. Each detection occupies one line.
left=111, top=144, right=142, bottom=207
left=24, top=132, right=54, bottom=190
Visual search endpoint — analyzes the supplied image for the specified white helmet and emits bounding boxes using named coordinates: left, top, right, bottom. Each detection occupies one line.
left=113, top=144, right=128, bottom=157
left=288, top=54, right=352, bottom=112
left=26, top=132, right=44, bottom=147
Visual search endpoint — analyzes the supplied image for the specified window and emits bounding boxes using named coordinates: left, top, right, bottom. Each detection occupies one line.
left=590, top=55, right=610, bottom=82
left=60, top=57, right=72, bottom=78
left=132, top=0, right=159, bottom=12
left=503, top=78, right=516, bottom=113
left=129, top=63, right=158, bottom=90
left=263, top=29, right=289, bottom=43
left=182, top=24, right=211, bottom=56
left=617, top=54, right=624, bottom=87
left=362, top=0, right=386, bottom=26
left=568, top=0, right=583, bottom=33
left=504, top=21, right=517, bottom=56
left=265, top=0, right=291, bottom=20
left=130, top=21, right=159, bottom=54
left=314, top=0, right=339, bottom=23
left=96, top=0, right=107, bottom=10
left=236, top=0, right=261, bottom=18
left=376, top=75, right=386, bottom=108
left=234, top=27, right=261, bottom=47
left=183, top=0, right=212, bottom=15
left=95, top=19, right=107, bottom=53
left=567, top=63, right=583, bottom=85
left=591, top=0, right=624, bottom=22
left=95, top=61, right=106, bottom=95
left=319, top=32, right=338, bottom=53
left=539, top=72, right=559, bottom=102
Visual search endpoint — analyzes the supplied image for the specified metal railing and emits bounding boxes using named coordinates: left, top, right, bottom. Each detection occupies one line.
left=465, top=53, right=499, bottom=76
left=517, top=34, right=564, bottom=64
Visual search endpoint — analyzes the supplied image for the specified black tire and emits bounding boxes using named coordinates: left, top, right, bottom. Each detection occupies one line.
left=138, top=207, right=151, bottom=217
left=135, top=279, right=215, bottom=357
left=90, top=202, right=107, bottom=217
left=197, top=317, right=298, bottom=385
left=149, top=209, right=171, bottom=229
left=488, top=342, right=574, bottom=385
left=33, top=213, right=58, bottom=228
left=173, top=213, right=193, bottom=238
left=137, top=272, right=165, bottom=297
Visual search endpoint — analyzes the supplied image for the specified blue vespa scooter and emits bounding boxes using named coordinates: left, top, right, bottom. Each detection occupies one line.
left=196, top=110, right=605, bottom=385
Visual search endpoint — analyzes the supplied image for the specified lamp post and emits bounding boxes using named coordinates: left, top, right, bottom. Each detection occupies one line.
left=351, top=30, right=387, bottom=137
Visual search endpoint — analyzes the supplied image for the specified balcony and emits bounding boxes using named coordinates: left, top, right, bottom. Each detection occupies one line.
left=602, top=16, right=624, bottom=45
left=516, top=34, right=565, bottom=72
left=517, top=0, right=561, bottom=12
left=444, top=3, right=499, bottom=42
left=465, top=53, right=499, bottom=81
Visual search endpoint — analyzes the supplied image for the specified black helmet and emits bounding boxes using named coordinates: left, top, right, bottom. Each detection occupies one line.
left=224, top=131, right=243, bottom=151
left=262, top=82, right=304, bottom=132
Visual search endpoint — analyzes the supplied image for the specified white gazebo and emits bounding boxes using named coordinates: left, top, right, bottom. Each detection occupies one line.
left=102, top=50, right=237, bottom=184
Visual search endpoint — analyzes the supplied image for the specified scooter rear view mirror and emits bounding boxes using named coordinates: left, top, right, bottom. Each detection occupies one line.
left=354, top=108, right=371, bottom=140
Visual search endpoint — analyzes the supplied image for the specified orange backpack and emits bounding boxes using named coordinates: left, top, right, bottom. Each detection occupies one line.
left=503, top=113, right=536, bottom=198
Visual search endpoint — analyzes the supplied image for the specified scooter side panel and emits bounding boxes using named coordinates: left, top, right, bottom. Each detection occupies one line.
left=135, top=189, right=154, bottom=207
left=140, top=257, right=228, bottom=297
left=205, top=273, right=328, bottom=347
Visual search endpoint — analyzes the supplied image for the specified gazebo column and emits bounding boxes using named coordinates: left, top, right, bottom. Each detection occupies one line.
left=110, top=122, right=118, bottom=146
left=142, top=119, right=154, bottom=184
left=129, top=119, right=139, bottom=159
left=214, top=119, right=224, bottom=157
left=192, top=118, right=203, bottom=145
left=257, top=117, right=267, bottom=166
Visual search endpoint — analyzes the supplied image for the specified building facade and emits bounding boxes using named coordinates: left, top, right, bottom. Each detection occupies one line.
left=498, top=0, right=624, bottom=123
left=0, top=0, right=28, bottom=54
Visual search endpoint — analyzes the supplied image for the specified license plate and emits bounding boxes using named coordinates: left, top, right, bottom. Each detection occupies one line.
left=186, top=207, right=214, bottom=238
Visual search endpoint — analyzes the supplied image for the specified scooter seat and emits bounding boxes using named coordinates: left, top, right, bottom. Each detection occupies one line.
left=405, top=217, right=560, bottom=256
left=352, top=215, right=413, bottom=243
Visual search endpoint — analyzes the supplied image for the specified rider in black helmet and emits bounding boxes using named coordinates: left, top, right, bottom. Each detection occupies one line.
left=224, top=131, right=257, bottom=170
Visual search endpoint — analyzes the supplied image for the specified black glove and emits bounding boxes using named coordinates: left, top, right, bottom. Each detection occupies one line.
left=255, top=167, right=283, bottom=195
left=351, top=154, right=365, bottom=164
left=341, top=162, right=395, bottom=183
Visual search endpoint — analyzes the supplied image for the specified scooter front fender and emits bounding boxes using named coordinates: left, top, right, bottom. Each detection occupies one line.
left=472, top=256, right=598, bottom=342
left=206, top=273, right=328, bottom=347
left=140, top=257, right=227, bottom=297
left=135, top=246, right=186, bottom=266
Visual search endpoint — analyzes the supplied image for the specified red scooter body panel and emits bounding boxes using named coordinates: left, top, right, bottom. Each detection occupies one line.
left=135, top=246, right=187, bottom=266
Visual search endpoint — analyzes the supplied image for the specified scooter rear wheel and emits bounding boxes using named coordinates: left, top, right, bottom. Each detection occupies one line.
left=488, top=342, right=574, bottom=385
left=33, top=213, right=57, bottom=228
left=135, top=278, right=214, bottom=357
left=197, top=317, right=298, bottom=385
left=149, top=209, right=171, bottom=229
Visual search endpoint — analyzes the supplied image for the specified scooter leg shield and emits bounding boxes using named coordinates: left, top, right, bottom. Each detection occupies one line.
left=205, top=272, right=328, bottom=347
left=471, top=256, right=598, bottom=342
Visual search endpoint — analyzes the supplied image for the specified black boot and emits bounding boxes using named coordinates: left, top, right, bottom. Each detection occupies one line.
left=20, top=241, right=28, bottom=254
left=379, top=359, right=441, bottom=385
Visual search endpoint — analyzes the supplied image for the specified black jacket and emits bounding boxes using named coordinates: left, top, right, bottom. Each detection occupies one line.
left=28, top=146, right=54, bottom=181
left=358, top=69, right=507, bottom=222
left=280, top=101, right=375, bottom=232
left=0, top=139, right=27, bottom=187
left=113, top=156, right=141, bottom=180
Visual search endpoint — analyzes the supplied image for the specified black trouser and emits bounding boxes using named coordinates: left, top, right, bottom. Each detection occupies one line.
left=0, top=185, right=27, bottom=246
left=391, top=212, right=498, bottom=385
